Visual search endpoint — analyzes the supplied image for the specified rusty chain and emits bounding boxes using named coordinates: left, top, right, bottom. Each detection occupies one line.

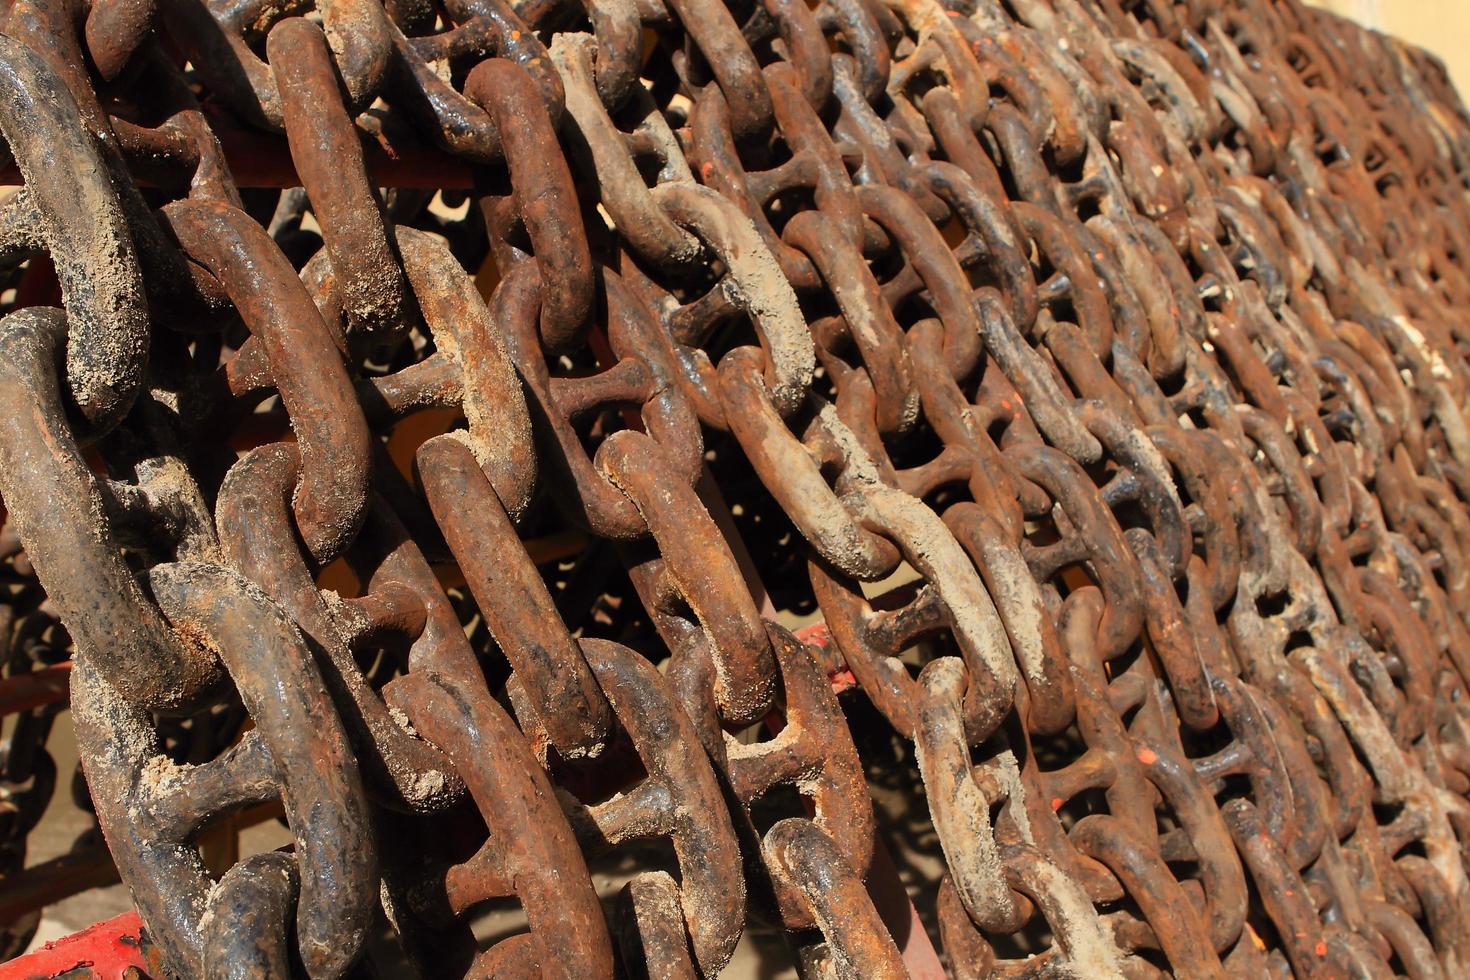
left=0, top=0, right=1469, bottom=975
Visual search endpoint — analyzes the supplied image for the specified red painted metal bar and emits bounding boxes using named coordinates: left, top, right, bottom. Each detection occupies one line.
left=0, top=662, right=70, bottom=717
left=0, top=912, right=162, bottom=979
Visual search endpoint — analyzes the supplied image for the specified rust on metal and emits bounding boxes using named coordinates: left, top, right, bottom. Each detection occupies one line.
left=0, top=0, right=1468, bottom=976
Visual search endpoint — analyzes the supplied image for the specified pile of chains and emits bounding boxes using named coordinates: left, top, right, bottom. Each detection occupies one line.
left=2, top=0, right=1470, bottom=973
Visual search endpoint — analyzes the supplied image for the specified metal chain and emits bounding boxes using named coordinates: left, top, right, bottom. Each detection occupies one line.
left=1, top=0, right=1470, bottom=975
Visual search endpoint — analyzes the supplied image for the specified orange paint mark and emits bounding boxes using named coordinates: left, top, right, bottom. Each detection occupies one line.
left=1136, top=747, right=1158, bottom=765
left=1315, top=941, right=1327, bottom=957
left=797, top=622, right=832, bottom=648
left=1051, top=797, right=1064, bottom=812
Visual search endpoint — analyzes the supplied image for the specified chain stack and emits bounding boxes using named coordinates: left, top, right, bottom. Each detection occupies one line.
left=0, top=0, right=1469, bottom=975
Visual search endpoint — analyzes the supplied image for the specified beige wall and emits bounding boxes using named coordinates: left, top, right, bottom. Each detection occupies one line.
left=1306, top=0, right=1470, bottom=98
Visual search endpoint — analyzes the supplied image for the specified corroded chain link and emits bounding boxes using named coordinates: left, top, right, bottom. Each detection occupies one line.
left=1, top=0, right=1470, bottom=975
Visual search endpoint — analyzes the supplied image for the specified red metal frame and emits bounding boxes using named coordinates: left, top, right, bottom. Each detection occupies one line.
left=0, top=912, right=161, bottom=979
